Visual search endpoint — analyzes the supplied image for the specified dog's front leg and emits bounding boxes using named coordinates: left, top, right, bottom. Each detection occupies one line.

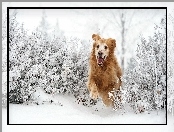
left=90, top=86, right=99, bottom=100
left=87, top=80, right=99, bottom=100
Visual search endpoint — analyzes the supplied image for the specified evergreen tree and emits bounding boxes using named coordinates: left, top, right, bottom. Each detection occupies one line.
left=123, top=17, right=166, bottom=113
left=37, top=9, right=51, bottom=42
left=52, top=19, right=64, bottom=39
left=9, top=10, right=36, bottom=103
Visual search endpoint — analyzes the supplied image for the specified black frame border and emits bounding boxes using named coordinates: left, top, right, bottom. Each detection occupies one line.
left=7, top=6, right=167, bottom=125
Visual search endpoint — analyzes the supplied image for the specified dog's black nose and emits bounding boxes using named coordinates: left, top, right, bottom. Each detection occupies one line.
left=98, top=52, right=103, bottom=56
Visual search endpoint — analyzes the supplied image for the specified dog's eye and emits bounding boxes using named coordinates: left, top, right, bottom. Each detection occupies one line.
left=97, top=45, right=99, bottom=49
left=104, top=46, right=107, bottom=49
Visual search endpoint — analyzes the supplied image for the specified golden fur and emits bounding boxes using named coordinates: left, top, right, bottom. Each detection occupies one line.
left=87, top=34, right=122, bottom=107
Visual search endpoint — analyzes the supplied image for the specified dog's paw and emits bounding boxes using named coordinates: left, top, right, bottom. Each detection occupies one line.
left=90, top=90, right=99, bottom=100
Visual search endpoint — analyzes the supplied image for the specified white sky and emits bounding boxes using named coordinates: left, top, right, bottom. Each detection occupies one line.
left=10, top=9, right=166, bottom=41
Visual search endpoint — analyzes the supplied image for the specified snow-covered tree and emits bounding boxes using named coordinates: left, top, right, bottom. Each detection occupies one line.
left=9, top=9, right=36, bottom=104
left=123, top=17, right=166, bottom=113
left=52, top=19, right=64, bottom=39
left=36, top=9, right=51, bottom=42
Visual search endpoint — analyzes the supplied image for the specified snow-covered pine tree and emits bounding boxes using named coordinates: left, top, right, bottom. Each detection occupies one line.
left=153, top=18, right=166, bottom=112
left=52, top=19, right=64, bottom=40
left=37, top=9, right=50, bottom=42
left=9, top=9, right=23, bottom=104
left=41, top=36, right=69, bottom=95
left=9, top=10, right=36, bottom=104
left=69, top=39, right=92, bottom=106
left=123, top=17, right=166, bottom=113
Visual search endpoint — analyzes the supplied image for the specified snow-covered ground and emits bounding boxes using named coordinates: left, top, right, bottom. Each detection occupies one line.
left=7, top=94, right=166, bottom=124
left=2, top=93, right=174, bottom=132
left=8, top=104, right=164, bottom=124
left=1, top=91, right=166, bottom=124
left=2, top=88, right=166, bottom=124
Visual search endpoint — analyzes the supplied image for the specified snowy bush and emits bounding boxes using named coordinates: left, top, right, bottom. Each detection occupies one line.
left=8, top=11, right=93, bottom=106
left=123, top=17, right=166, bottom=113
left=9, top=11, right=36, bottom=103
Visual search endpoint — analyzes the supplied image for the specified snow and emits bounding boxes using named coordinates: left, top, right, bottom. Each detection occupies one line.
left=5, top=92, right=166, bottom=124
left=2, top=94, right=174, bottom=132
left=6, top=86, right=169, bottom=124
left=8, top=102, right=165, bottom=124
left=2, top=90, right=173, bottom=129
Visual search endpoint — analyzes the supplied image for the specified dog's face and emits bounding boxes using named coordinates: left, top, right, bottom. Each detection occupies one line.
left=94, top=39, right=109, bottom=66
left=92, top=34, right=116, bottom=66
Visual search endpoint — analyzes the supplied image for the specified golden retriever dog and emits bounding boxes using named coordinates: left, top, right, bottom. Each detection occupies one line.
left=87, top=34, right=122, bottom=107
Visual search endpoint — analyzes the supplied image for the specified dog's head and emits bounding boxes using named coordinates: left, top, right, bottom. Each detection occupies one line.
left=92, top=34, right=116, bottom=66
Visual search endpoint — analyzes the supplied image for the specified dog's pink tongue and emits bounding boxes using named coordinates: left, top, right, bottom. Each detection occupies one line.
left=98, top=58, right=104, bottom=64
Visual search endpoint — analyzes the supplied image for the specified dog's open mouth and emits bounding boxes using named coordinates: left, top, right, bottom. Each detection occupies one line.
left=97, top=56, right=106, bottom=66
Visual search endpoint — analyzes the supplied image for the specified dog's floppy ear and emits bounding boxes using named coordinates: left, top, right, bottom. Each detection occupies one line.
left=111, top=39, right=116, bottom=48
left=92, top=34, right=101, bottom=41
left=108, top=38, right=116, bottom=48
